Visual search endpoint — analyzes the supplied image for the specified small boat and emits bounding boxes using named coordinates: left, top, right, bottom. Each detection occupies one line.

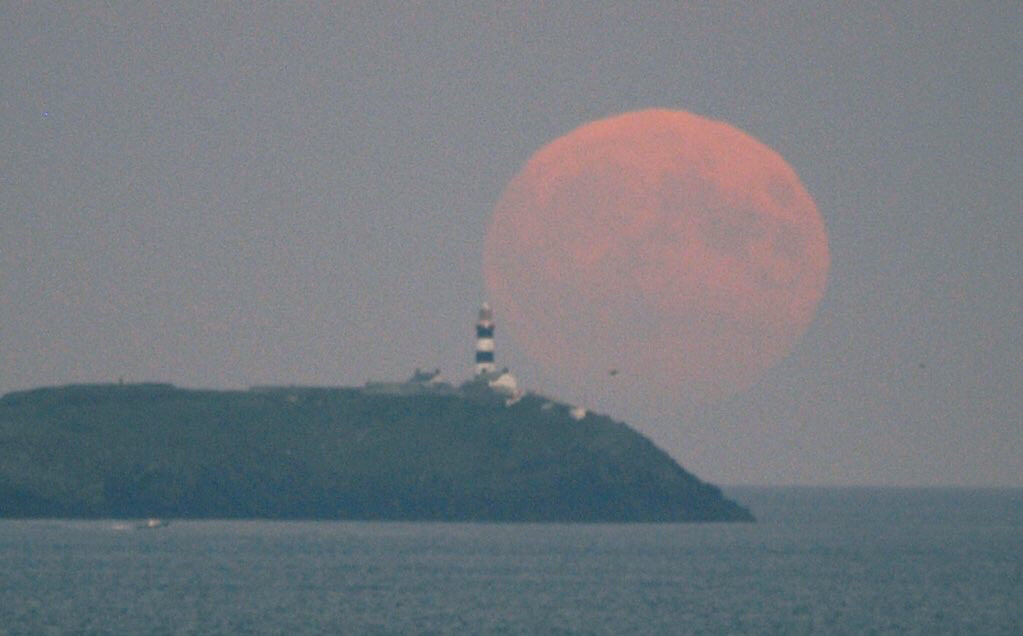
left=136, top=518, right=169, bottom=530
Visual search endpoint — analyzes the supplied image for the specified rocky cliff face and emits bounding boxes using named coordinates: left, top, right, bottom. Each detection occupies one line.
left=0, top=384, right=753, bottom=522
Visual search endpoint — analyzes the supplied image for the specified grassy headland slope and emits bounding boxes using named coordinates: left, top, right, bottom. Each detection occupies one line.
left=0, top=384, right=753, bottom=522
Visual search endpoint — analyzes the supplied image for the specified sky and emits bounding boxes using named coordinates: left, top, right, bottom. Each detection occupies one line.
left=2, top=3, right=1020, bottom=486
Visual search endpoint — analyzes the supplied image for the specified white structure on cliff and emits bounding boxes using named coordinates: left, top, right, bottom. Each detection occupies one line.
left=359, top=303, right=523, bottom=404
left=473, top=303, right=523, bottom=404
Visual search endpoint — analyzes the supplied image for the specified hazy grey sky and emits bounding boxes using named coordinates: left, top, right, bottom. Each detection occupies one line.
left=3, top=3, right=1020, bottom=486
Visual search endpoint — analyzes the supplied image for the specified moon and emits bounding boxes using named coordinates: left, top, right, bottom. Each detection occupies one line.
left=484, top=109, right=829, bottom=404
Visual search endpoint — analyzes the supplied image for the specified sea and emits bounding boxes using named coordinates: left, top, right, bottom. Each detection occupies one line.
left=1, top=488, right=1020, bottom=634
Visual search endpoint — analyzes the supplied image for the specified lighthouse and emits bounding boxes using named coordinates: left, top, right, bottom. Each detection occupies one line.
left=475, top=303, right=496, bottom=376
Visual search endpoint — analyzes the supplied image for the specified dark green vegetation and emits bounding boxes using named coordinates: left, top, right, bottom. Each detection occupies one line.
left=0, top=384, right=753, bottom=522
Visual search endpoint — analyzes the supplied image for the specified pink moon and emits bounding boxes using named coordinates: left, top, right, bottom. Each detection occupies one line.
left=484, top=109, right=829, bottom=404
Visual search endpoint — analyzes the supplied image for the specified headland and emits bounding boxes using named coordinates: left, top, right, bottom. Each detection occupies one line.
left=0, top=382, right=753, bottom=522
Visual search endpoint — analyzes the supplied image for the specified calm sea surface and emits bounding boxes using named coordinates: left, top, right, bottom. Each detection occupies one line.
left=1, top=488, right=1020, bottom=634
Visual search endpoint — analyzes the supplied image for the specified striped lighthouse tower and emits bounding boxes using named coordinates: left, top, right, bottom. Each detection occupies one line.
left=475, top=303, right=496, bottom=376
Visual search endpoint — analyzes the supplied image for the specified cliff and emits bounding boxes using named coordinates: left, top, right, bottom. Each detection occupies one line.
left=0, top=383, right=753, bottom=522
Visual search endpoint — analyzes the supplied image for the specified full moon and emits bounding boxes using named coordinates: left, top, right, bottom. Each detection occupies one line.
left=484, top=109, right=829, bottom=404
